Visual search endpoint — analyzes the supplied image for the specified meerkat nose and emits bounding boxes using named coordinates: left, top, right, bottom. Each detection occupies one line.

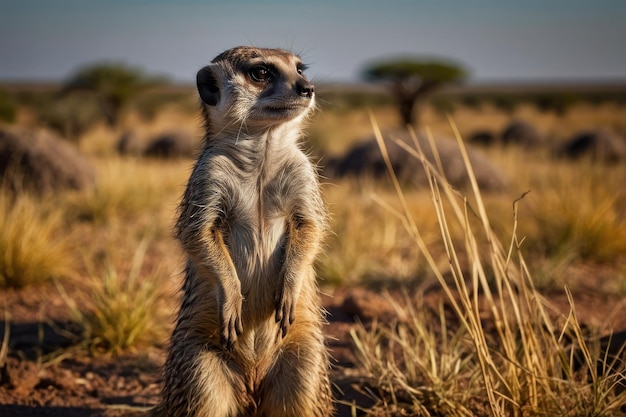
left=296, top=80, right=314, bottom=98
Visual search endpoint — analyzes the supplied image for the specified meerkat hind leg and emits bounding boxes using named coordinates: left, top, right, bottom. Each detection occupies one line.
left=256, top=328, right=330, bottom=417
left=188, top=349, right=253, bottom=417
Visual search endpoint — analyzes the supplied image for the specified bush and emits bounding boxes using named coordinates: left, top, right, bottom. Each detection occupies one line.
left=532, top=92, right=579, bottom=115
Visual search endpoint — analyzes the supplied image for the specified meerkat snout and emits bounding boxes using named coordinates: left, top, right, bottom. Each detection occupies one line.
left=297, top=79, right=314, bottom=98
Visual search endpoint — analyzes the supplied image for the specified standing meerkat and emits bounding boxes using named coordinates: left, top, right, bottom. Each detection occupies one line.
left=150, top=46, right=333, bottom=417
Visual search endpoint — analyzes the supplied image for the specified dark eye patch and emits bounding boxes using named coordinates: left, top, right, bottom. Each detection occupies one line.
left=296, top=63, right=309, bottom=75
left=249, top=64, right=274, bottom=82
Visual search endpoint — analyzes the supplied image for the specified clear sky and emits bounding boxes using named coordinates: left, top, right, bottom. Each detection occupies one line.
left=1, top=0, right=625, bottom=84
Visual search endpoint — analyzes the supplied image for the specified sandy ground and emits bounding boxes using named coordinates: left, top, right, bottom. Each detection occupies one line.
left=1, top=275, right=625, bottom=417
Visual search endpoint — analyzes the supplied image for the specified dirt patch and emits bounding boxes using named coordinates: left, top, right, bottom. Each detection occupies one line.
left=1, top=279, right=625, bottom=416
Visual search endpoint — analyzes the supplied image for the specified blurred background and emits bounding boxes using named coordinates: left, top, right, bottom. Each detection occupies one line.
left=2, top=0, right=626, bottom=83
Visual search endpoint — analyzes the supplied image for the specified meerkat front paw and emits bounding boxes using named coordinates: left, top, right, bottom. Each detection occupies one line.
left=221, top=292, right=244, bottom=349
left=274, top=285, right=296, bottom=338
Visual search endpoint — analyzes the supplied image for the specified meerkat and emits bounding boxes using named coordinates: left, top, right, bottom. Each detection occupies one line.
left=150, top=46, right=333, bottom=417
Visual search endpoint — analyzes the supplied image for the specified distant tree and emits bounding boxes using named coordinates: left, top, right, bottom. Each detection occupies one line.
left=62, top=62, right=167, bottom=128
left=363, top=57, right=467, bottom=126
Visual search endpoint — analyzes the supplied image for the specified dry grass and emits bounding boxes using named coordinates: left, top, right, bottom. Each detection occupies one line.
left=53, top=156, right=186, bottom=354
left=1, top=146, right=186, bottom=350
left=57, top=237, right=172, bottom=355
left=63, top=156, right=188, bottom=226
left=347, top=117, right=626, bottom=416
left=321, top=179, right=436, bottom=285
left=315, top=104, right=626, bottom=291
left=524, top=163, right=626, bottom=263
left=0, top=190, right=75, bottom=288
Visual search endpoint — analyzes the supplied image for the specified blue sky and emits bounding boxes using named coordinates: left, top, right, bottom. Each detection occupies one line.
left=1, top=0, right=625, bottom=84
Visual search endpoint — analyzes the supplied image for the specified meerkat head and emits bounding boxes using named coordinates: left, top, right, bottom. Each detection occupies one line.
left=197, top=46, right=316, bottom=135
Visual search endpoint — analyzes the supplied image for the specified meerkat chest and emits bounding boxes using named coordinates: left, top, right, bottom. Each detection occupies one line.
left=235, top=168, right=296, bottom=241
left=223, top=151, right=308, bottom=276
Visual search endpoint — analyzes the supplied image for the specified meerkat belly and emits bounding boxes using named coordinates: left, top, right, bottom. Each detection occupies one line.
left=226, top=195, right=287, bottom=313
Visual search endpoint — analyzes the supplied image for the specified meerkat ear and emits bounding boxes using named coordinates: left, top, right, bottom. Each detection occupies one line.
left=197, top=65, right=220, bottom=106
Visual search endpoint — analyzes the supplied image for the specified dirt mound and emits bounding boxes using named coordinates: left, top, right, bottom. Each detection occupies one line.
left=117, top=130, right=199, bottom=159
left=556, top=128, right=626, bottom=162
left=326, top=130, right=508, bottom=191
left=501, top=119, right=545, bottom=147
left=467, top=130, right=497, bottom=146
left=0, top=126, right=95, bottom=195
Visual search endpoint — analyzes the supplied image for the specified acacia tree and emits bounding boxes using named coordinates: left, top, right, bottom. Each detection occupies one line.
left=363, top=58, right=467, bottom=126
left=62, top=62, right=166, bottom=128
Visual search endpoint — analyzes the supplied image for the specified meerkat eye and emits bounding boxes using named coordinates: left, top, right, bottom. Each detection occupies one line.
left=296, top=64, right=308, bottom=76
left=249, top=65, right=273, bottom=82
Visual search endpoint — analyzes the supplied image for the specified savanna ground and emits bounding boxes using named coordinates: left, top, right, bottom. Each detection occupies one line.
left=1, top=83, right=626, bottom=416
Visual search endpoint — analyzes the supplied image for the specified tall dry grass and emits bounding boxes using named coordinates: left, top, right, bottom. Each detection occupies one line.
left=0, top=190, right=75, bottom=288
left=348, top=116, right=626, bottom=416
left=317, top=104, right=626, bottom=292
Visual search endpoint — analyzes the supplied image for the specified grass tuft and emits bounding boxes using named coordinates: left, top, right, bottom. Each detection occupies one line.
left=58, top=238, right=171, bottom=355
left=351, top=294, right=482, bottom=416
left=0, top=191, right=75, bottom=288
left=530, top=176, right=626, bottom=263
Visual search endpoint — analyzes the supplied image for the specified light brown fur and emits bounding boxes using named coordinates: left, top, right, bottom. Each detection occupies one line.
left=150, top=46, right=333, bottom=417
